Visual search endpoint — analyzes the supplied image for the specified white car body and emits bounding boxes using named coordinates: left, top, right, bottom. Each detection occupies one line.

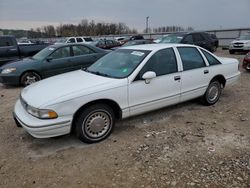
left=55, top=37, right=93, bottom=45
left=14, top=44, right=240, bottom=139
left=229, top=35, right=250, bottom=52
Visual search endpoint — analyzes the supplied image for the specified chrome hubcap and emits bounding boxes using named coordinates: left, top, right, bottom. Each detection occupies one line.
left=25, top=75, right=37, bottom=85
left=208, top=85, right=219, bottom=102
left=84, top=111, right=111, bottom=138
left=246, top=64, right=250, bottom=70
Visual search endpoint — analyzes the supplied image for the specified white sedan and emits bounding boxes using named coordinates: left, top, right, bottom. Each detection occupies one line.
left=13, top=44, right=240, bottom=143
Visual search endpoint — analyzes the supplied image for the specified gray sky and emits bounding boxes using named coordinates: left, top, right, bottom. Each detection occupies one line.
left=0, top=0, right=250, bottom=32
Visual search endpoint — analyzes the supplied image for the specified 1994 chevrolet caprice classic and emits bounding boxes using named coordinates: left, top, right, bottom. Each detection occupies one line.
left=13, top=44, right=240, bottom=143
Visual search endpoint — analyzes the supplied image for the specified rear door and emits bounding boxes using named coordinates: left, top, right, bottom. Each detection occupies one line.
left=0, top=37, right=19, bottom=65
left=71, top=45, right=101, bottom=70
left=42, top=46, right=73, bottom=77
left=176, top=47, right=210, bottom=102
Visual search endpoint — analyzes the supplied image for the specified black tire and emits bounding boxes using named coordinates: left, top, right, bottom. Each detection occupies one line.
left=229, top=50, right=235, bottom=54
left=75, top=104, right=115, bottom=143
left=201, top=80, right=222, bottom=106
left=20, top=72, right=41, bottom=86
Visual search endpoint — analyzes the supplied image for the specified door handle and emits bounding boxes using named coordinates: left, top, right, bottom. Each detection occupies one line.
left=174, top=76, right=181, bottom=81
left=204, top=70, right=209, bottom=74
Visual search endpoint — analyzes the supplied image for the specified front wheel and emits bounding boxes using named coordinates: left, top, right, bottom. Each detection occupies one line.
left=20, top=72, right=41, bottom=86
left=75, top=104, right=115, bottom=143
left=201, top=80, right=222, bottom=106
left=229, top=50, right=235, bottom=54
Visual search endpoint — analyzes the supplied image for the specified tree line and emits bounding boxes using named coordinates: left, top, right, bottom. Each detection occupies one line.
left=28, top=19, right=138, bottom=38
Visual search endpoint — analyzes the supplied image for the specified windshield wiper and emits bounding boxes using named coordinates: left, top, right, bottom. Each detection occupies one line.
left=84, top=69, right=111, bottom=78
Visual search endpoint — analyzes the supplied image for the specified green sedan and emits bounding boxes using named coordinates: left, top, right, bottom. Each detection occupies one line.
left=0, top=43, right=108, bottom=86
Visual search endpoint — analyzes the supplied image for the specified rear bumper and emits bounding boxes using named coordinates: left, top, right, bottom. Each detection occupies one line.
left=226, top=72, right=241, bottom=86
left=0, top=74, right=20, bottom=85
left=13, top=99, right=72, bottom=138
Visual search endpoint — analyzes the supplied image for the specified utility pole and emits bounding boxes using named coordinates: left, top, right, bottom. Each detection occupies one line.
left=146, top=16, right=149, bottom=33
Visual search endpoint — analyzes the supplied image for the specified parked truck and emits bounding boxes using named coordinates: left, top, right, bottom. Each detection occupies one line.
left=0, top=36, right=50, bottom=66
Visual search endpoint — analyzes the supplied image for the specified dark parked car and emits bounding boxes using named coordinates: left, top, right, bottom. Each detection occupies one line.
left=130, top=35, right=144, bottom=40
left=111, top=39, right=154, bottom=50
left=90, top=39, right=121, bottom=49
left=0, top=36, right=50, bottom=66
left=242, top=51, right=250, bottom=71
left=159, top=32, right=218, bottom=52
left=209, top=34, right=219, bottom=48
left=0, top=44, right=107, bottom=86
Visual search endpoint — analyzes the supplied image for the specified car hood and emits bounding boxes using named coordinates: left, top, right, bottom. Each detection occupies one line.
left=21, top=70, right=125, bottom=108
left=1, top=57, right=38, bottom=69
left=231, top=40, right=250, bottom=44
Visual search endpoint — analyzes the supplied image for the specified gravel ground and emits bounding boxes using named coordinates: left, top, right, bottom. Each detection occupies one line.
left=0, top=49, right=249, bottom=188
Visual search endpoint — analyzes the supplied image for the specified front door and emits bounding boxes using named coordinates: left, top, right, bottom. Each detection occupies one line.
left=42, top=46, right=73, bottom=78
left=128, top=48, right=181, bottom=116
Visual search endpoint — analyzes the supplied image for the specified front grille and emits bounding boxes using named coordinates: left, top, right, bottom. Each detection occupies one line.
left=233, top=43, right=244, bottom=48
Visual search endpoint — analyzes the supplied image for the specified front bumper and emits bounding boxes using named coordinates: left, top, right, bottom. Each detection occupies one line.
left=0, top=74, right=20, bottom=85
left=14, top=99, right=72, bottom=138
left=229, top=45, right=250, bottom=52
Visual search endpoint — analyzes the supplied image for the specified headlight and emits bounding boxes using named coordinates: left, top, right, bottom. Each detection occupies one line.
left=245, top=41, right=250, bottom=45
left=1, top=68, right=16, bottom=74
left=27, top=105, right=58, bottom=119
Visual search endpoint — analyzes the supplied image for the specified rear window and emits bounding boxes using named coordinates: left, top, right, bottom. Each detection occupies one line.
left=0, top=37, right=14, bottom=47
left=201, top=49, right=221, bottom=66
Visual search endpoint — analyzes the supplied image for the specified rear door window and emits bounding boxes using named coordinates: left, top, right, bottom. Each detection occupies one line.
left=49, top=47, right=71, bottom=59
left=76, top=38, right=83, bottom=43
left=178, top=47, right=206, bottom=71
left=73, top=45, right=94, bottom=56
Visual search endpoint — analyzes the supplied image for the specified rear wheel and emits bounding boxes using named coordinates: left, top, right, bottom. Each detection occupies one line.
left=20, top=72, right=41, bottom=86
left=201, top=80, right=222, bottom=106
left=75, top=104, right=115, bottom=143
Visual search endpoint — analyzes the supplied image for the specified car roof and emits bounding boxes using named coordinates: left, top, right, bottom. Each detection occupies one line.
left=120, top=43, right=196, bottom=51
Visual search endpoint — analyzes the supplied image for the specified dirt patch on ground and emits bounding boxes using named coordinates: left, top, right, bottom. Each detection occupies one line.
left=0, top=49, right=249, bottom=188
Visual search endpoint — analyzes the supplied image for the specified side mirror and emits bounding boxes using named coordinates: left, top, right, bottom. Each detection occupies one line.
left=142, top=71, right=156, bottom=84
left=46, top=57, right=53, bottom=62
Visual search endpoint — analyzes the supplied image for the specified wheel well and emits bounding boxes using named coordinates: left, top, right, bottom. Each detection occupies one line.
left=19, top=70, right=42, bottom=84
left=70, top=99, right=122, bottom=133
left=211, top=75, right=226, bottom=88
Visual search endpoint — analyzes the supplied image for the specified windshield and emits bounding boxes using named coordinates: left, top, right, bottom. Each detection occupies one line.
left=159, top=35, right=183, bottom=43
left=86, top=49, right=150, bottom=78
left=32, top=46, right=55, bottom=60
left=238, top=35, right=250, bottom=40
